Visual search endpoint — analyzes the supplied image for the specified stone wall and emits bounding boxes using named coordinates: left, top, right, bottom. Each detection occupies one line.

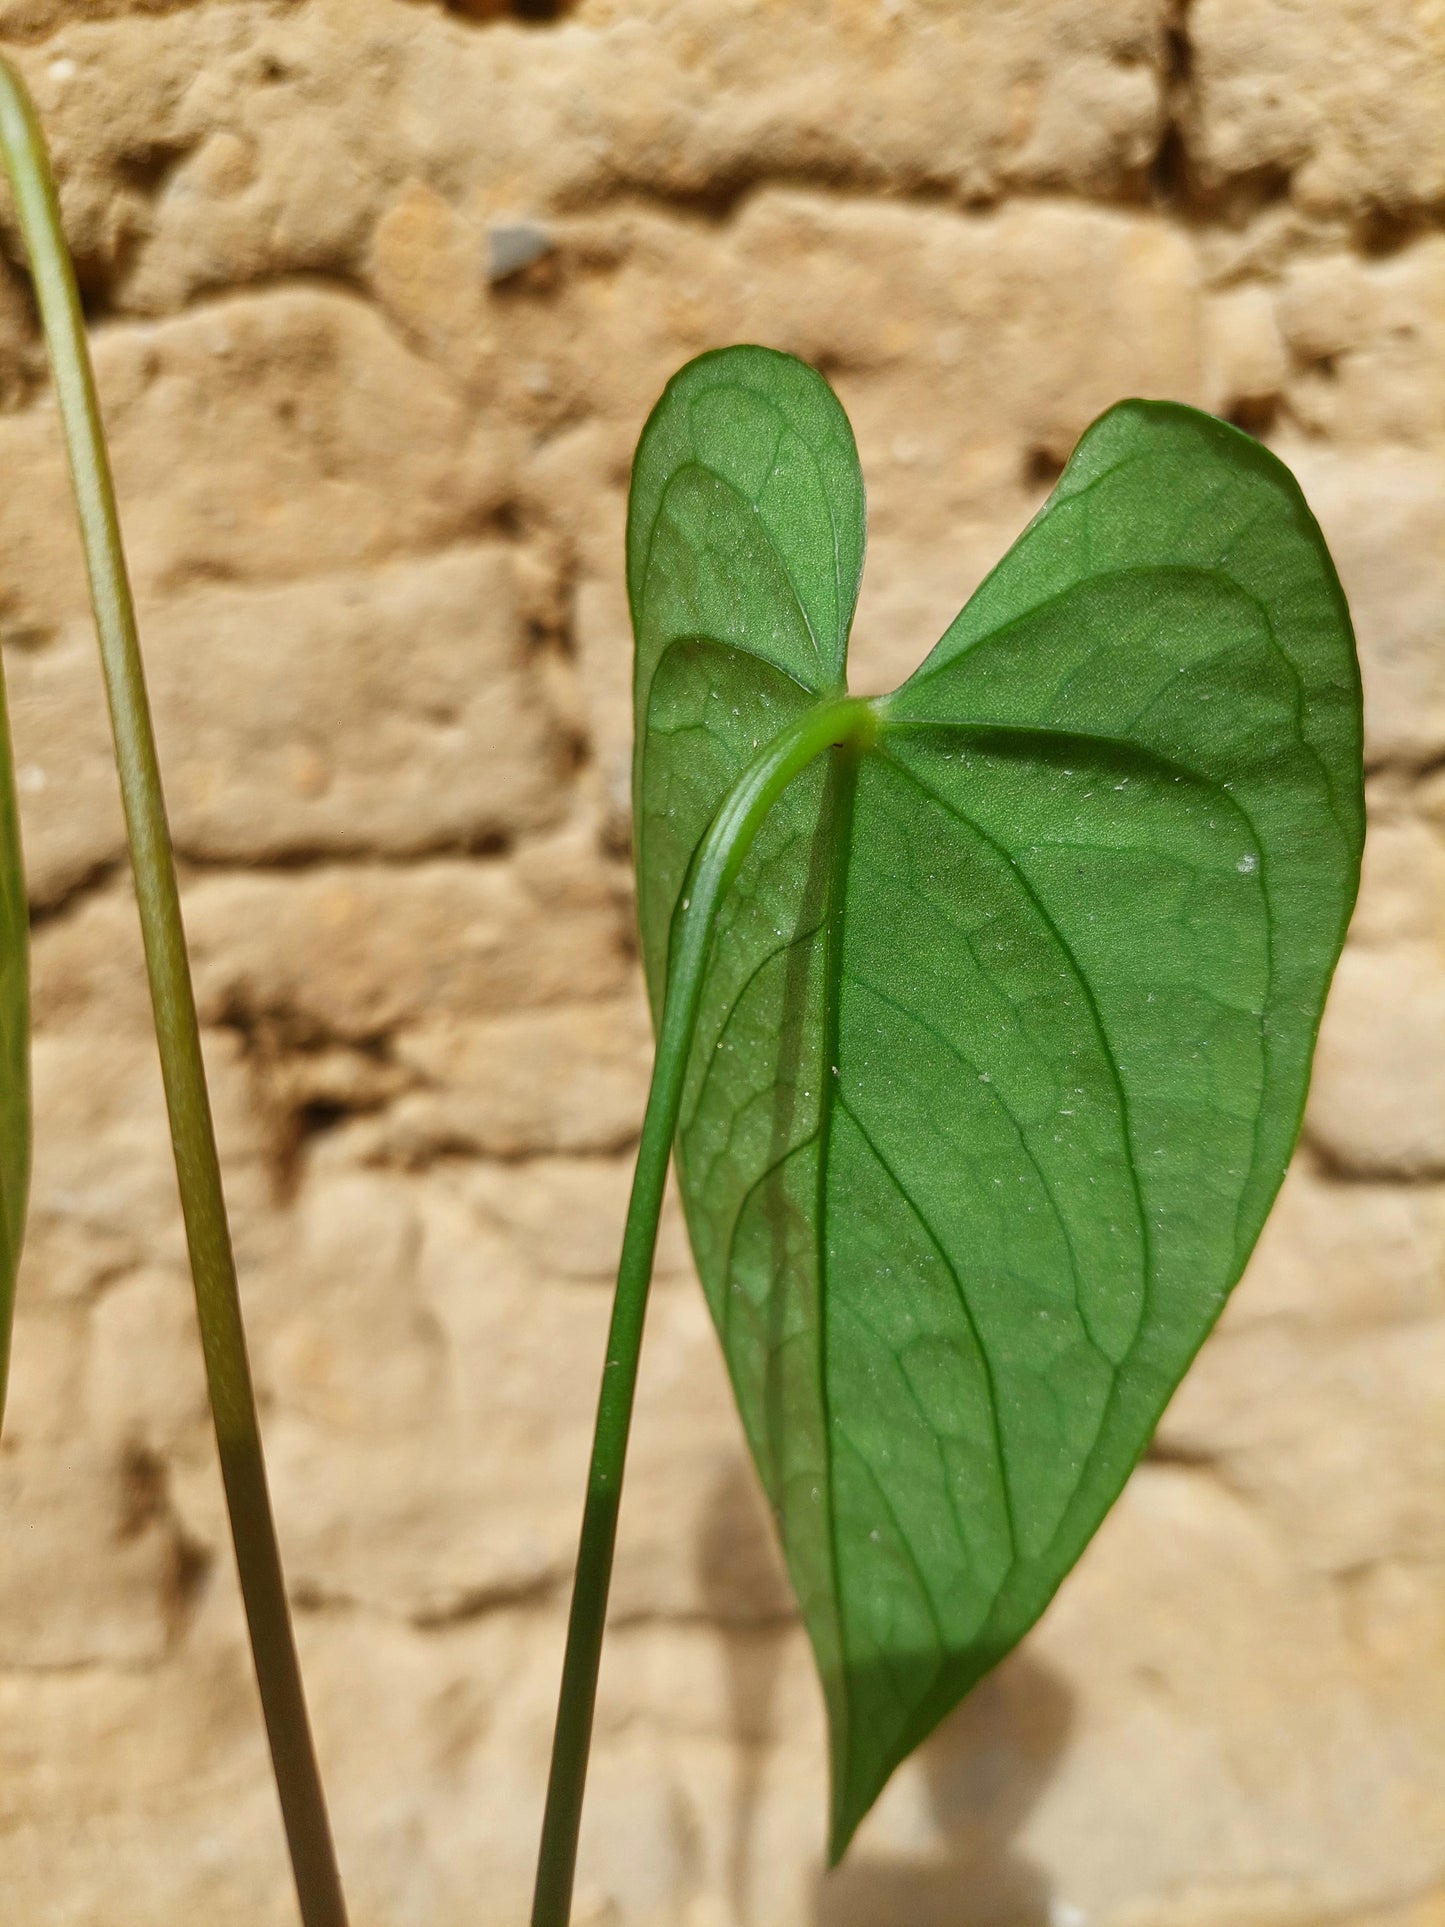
left=0, top=3, right=1440, bottom=1923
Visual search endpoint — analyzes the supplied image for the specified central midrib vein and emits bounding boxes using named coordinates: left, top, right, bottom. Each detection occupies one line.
left=812, top=737, right=862, bottom=1801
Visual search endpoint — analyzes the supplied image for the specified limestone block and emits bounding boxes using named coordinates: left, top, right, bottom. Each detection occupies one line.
left=188, top=848, right=629, bottom=1038
left=10, top=545, right=566, bottom=904
left=250, top=1170, right=448, bottom=1436
left=4, top=627, right=117, bottom=909
left=4, top=5, right=359, bottom=304
left=570, top=1718, right=823, bottom=1927
left=1226, top=1161, right=1445, bottom=1332
left=389, top=991, right=653, bottom=1158
left=238, top=1170, right=731, bottom=1624
left=175, top=1268, right=572, bottom=1623
left=1201, top=281, right=1288, bottom=420
left=31, top=833, right=633, bottom=1053
left=275, top=1606, right=824, bottom=1927
left=461, top=1153, right=691, bottom=1285
left=0, top=1610, right=290, bottom=1925
left=23, top=1027, right=183, bottom=1300
left=1348, top=1897, right=1445, bottom=1927
left=0, top=252, right=40, bottom=411
left=1283, top=446, right=1445, bottom=764
left=799, top=1464, right=1445, bottom=1926
left=0, top=1438, right=189, bottom=1668
left=987, top=1468, right=1442, bottom=1926
left=299, top=1609, right=823, bottom=1927
left=573, top=572, right=635, bottom=845
left=22, top=1025, right=269, bottom=1304
left=1186, top=0, right=1445, bottom=212
left=27, top=883, right=172, bottom=1042
left=1308, top=945, right=1445, bottom=1177
left=1275, top=241, right=1445, bottom=446
left=0, top=284, right=512, bottom=635
left=293, top=1606, right=563, bottom=1927
left=518, top=192, right=1201, bottom=482
left=1157, top=1315, right=1445, bottom=1574
left=9, top=0, right=1174, bottom=321
left=0, top=1300, right=86, bottom=1449
left=83, top=1267, right=213, bottom=1474
left=368, top=177, right=492, bottom=383
left=1349, top=810, right=1445, bottom=951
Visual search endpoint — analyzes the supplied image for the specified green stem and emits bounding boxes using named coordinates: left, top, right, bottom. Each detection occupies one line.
left=531, top=693, right=877, bottom=1927
left=0, top=648, right=26, bottom=1435
left=0, top=60, right=348, bottom=1927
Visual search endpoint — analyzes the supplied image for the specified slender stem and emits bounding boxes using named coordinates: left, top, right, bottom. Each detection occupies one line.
left=531, top=693, right=877, bottom=1927
left=0, top=60, right=348, bottom=1927
left=0, top=651, right=26, bottom=1435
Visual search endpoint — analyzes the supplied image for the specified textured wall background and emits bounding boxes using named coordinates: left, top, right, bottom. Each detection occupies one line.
left=0, top=3, right=1441, bottom=1923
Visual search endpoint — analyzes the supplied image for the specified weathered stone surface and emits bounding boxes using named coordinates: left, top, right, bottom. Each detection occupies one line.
left=1308, top=945, right=1445, bottom=1177
left=1349, top=809, right=1445, bottom=951
left=1222, top=1160, right=1445, bottom=1332
left=7, top=0, right=1173, bottom=314
left=1275, top=242, right=1445, bottom=447
left=1282, top=446, right=1445, bottom=763
left=1012, top=1469, right=1445, bottom=1927
left=1158, top=1311, right=1445, bottom=1571
left=192, top=841, right=631, bottom=1028
left=21, top=1025, right=270, bottom=1304
left=165, top=1167, right=741, bottom=1631
left=803, top=1469, right=1445, bottom=1927
left=0, top=1633, right=289, bottom=1926
left=0, top=1, right=1439, bottom=1923
left=30, top=835, right=633, bottom=1034
left=1186, top=0, right=1445, bottom=213
left=0, top=1435, right=194, bottom=1668
left=0, top=283, right=513, bottom=637
left=0, top=2, right=214, bottom=38
left=461, top=1154, right=690, bottom=1285
left=11, top=544, right=568, bottom=903
left=390, top=992, right=653, bottom=1158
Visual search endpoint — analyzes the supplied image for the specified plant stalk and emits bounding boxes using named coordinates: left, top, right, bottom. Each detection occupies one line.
left=0, top=59, right=348, bottom=1927
left=0, top=648, right=27, bottom=1436
left=531, top=693, right=877, bottom=1927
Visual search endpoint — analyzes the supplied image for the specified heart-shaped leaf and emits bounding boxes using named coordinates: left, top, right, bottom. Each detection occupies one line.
left=0, top=662, right=28, bottom=1429
left=628, top=346, right=1363, bottom=1854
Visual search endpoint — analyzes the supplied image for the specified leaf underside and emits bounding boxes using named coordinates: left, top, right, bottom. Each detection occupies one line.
left=0, top=651, right=29, bottom=1428
left=627, top=345, right=1363, bottom=1856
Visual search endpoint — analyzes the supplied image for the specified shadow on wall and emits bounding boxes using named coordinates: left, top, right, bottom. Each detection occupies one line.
left=813, top=1654, right=1073, bottom=1927
left=696, top=1460, right=800, bottom=1922
left=696, top=1460, right=1074, bottom=1927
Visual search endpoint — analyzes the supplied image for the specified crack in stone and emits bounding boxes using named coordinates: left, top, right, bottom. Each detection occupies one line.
left=288, top=1569, right=563, bottom=1629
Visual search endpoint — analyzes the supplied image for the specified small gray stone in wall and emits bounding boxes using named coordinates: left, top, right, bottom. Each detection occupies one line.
left=486, top=221, right=555, bottom=283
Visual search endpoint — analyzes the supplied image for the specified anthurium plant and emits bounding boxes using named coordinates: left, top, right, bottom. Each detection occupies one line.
left=532, top=345, right=1362, bottom=1921
left=0, top=59, right=1362, bottom=1927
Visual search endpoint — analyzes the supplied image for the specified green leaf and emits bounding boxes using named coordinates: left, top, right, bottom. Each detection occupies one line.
left=628, top=346, right=1363, bottom=1856
left=0, top=654, right=28, bottom=1429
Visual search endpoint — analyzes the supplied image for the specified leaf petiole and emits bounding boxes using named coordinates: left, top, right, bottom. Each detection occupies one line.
left=0, top=58, right=348, bottom=1927
left=531, top=692, right=877, bottom=1926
